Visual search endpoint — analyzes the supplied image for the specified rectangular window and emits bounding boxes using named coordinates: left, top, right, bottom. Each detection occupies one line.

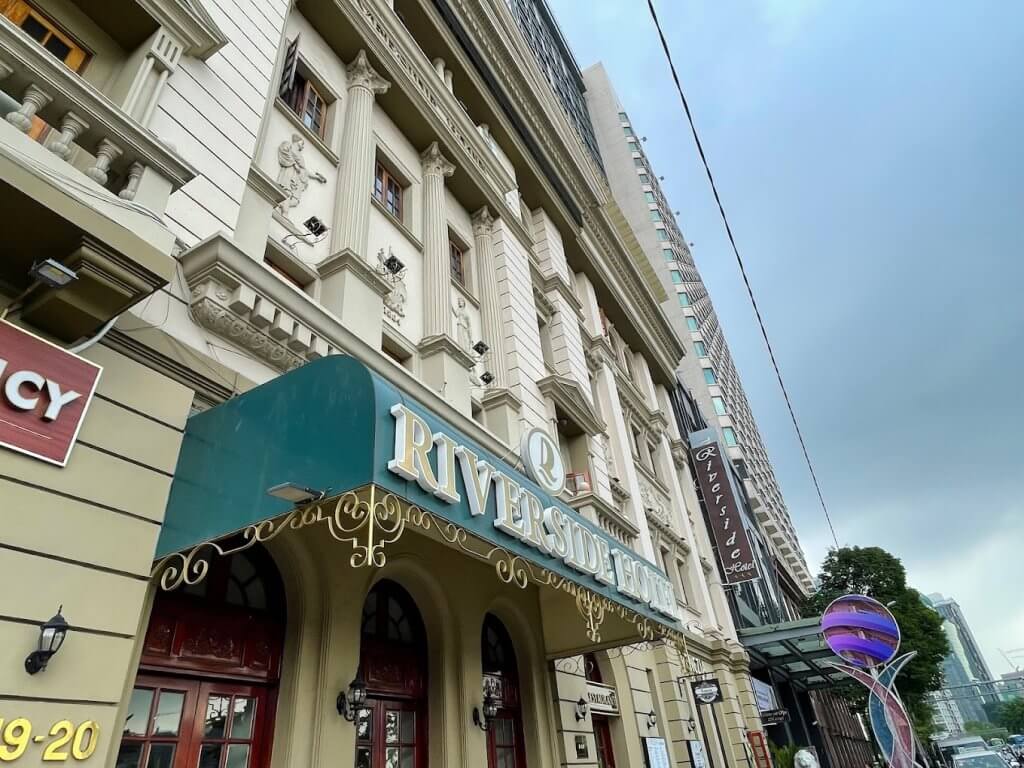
left=703, top=368, right=717, bottom=385
left=3, top=1, right=88, bottom=71
left=686, top=316, right=699, bottom=331
left=656, top=229, right=669, bottom=241
left=644, top=191, right=656, bottom=203
left=663, top=248, right=675, bottom=261
left=650, top=209, right=662, bottom=222
left=670, top=270, right=682, bottom=285
left=639, top=173, right=649, bottom=183
left=374, top=160, right=403, bottom=220
left=623, top=126, right=633, bottom=136
left=677, top=292, right=689, bottom=307
left=634, top=157, right=644, bottom=168
left=694, top=341, right=707, bottom=357
left=723, top=427, right=738, bottom=446
left=618, top=111, right=628, bottom=120
left=449, top=240, right=466, bottom=286
left=712, top=396, right=726, bottom=415
left=283, top=74, right=327, bottom=138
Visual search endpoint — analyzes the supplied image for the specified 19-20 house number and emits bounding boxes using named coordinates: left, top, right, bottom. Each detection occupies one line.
left=0, top=720, right=99, bottom=762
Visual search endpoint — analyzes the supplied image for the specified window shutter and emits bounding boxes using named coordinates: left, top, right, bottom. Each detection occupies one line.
left=279, top=34, right=300, bottom=99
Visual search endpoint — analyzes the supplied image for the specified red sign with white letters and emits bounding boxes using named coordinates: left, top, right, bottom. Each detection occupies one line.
left=0, top=320, right=102, bottom=466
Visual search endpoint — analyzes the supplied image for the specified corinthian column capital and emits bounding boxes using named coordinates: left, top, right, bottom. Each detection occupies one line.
left=346, top=50, right=390, bottom=95
left=421, top=141, right=455, bottom=178
left=472, top=206, right=495, bottom=237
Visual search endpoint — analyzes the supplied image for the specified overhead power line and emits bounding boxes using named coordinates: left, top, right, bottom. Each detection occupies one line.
left=644, top=0, right=840, bottom=550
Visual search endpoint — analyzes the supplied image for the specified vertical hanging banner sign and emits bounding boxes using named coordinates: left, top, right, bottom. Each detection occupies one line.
left=690, top=440, right=760, bottom=584
left=0, top=321, right=102, bottom=466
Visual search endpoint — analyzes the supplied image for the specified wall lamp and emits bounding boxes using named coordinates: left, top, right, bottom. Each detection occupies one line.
left=686, top=717, right=698, bottom=733
left=472, top=340, right=489, bottom=356
left=303, top=216, right=328, bottom=238
left=574, top=697, right=589, bottom=721
left=266, top=482, right=325, bottom=505
left=336, top=672, right=367, bottom=722
left=473, top=692, right=499, bottom=731
left=479, top=371, right=495, bottom=385
left=2, top=260, right=78, bottom=320
left=282, top=217, right=330, bottom=248
left=646, top=710, right=658, bottom=729
left=25, top=607, right=68, bottom=675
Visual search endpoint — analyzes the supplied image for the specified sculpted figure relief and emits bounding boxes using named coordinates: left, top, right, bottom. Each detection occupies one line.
left=276, top=133, right=326, bottom=217
left=452, top=296, right=473, bottom=354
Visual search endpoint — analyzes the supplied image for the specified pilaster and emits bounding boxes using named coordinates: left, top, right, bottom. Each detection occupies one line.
left=330, top=50, right=390, bottom=260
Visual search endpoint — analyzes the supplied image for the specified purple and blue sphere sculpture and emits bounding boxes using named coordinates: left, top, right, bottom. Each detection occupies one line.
left=821, top=594, right=900, bottom=668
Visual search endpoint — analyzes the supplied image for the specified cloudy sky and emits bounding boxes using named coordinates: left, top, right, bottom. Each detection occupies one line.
left=548, top=0, right=1024, bottom=675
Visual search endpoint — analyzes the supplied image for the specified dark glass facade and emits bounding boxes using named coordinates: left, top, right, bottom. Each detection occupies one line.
left=502, top=0, right=605, bottom=173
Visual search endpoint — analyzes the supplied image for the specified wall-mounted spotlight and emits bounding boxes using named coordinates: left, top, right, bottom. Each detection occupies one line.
left=382, top=252, right=405, bottom=275
left=472, top=340, right=489, bottom=356
left=31, top=259, right=78, bottom=289
left=686, top=716, right=697, bottom=732
left=267, top=482, right=325, bottom=505
left=574, top=697, right=589, bottom=721
left=646, top=711, right=658, bottom=729
left=473, top=692, right=499, bottom=731
left=303, top=216, right=328, bottom=238
left=25, top=607, right=68, bottom=675
left=336, top=672, right=368, bottom=722
left=479, top=371, right=495, bottom=386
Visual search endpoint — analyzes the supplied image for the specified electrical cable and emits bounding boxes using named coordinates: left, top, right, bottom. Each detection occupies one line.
left=644, top=0, right=840, bottom=550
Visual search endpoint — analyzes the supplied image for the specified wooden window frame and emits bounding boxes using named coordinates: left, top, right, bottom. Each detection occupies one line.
left=449, top=239, right=466, bottom=287
left=374, top=160, right=404, bottom=222
left=3, top=0, right=90, bottom=73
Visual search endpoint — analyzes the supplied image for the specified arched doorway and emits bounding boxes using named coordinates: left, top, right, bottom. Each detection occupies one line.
left=116, top=546, right=286, bottom=768
left=481, top=614, right=527, bottom=768
left=355, top=579, right=428, bottom=768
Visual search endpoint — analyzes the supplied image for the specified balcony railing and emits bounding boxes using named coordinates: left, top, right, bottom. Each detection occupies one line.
left=0, top=18, right=195, bottom=208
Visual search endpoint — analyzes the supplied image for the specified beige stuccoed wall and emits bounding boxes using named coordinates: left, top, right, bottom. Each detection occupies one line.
left=0, top=341, right=194, bottom=768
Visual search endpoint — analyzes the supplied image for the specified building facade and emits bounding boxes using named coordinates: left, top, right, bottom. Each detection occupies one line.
left=581, top=62, right=813, bottom=599
left=929, top=594, right=998, bottom=719
left=0, top=2, right=776, bottom=768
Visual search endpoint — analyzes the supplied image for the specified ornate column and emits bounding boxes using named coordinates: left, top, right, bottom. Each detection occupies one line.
left=318, top=50, right=393, bottom=346
left=330, top=50, right=389, bottom=259
left=417, top=141, right=474, bottom=413
left=472, top=206, right=521, bottom=443
left=421, top=141, right=455, bottom=338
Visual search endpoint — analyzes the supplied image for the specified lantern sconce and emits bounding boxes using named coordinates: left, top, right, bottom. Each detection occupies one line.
left=25, top=607, right=68, bottom=675
left=473, top=692, right=499, bottom=732
left=686, top=716, right=697, bottom=733
left=574, top=697, right=589, bottom=721
left=336, top=672, right=368, bottom=723
left=646, top=710, right=658, bottom=729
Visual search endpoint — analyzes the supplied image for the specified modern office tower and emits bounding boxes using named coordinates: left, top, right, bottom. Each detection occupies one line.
left=582, top=62, right=814, bottom=598
left=939, top=619, right=990, bottom=724
left=929, top=593, right=998, bottom=715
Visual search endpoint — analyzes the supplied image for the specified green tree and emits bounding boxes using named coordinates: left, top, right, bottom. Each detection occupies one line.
left=804, top=546, right=950, bottom=738
left=993, top=698, right=1024, bottom=733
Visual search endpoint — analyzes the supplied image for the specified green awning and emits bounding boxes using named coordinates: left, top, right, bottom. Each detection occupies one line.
left=159, top=356, right=681, bottom=634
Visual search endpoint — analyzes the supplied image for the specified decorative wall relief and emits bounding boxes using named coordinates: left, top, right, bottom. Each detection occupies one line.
left=640, top=482, right=669, bottom=523
left=378, top=247, right=407, bottom=324
left=276, top=133, right=327, bottom=218
left=452, top=296, right=476, bottom=382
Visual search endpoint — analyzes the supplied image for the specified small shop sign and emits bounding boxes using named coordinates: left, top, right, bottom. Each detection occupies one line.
left=760, top=708, right=790, bottom=726
left=0, top=321, right=101, bottom=466
left=691, top=678, right=723, bottom=705
left=585, top=682, right=619, bottom=715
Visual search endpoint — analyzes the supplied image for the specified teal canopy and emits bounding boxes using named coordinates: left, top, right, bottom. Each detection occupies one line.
left=160, top=356, right=680, bottom=630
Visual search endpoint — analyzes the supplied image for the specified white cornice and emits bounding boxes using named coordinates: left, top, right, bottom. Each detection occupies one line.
left=136, top=0, right=228, bottom=59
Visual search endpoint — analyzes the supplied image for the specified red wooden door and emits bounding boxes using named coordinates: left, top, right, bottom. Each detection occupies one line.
left=353, top=697, right=425, bottom=768
left=593, top=716, right=616, bottom=768
left=116, top=677, right=271, bottom=768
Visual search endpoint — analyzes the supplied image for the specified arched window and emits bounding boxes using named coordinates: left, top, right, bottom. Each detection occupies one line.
left=355, top=580, right=428, bottom=768
left=481, top=615, right=527, bottom=768
left=118, top=546, right=285, bottom=768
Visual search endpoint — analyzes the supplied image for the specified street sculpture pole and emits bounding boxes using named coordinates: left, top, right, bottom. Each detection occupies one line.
left=820, top=595, right=922, bottom=768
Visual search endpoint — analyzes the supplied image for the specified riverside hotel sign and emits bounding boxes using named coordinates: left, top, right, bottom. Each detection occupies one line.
left=388, top=404, right=679, bottom=620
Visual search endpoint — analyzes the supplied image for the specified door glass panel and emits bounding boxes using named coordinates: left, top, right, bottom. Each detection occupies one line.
left=400, top=747, right=414, bottom=768
left=146, top=744, right=176, bottom=768
left=43, top=35, right=70, bottom=61
left=355, top=709, right=372, bottom=740
left=400, top=712, right=415, bottom=743
left=225, top=745, right=250, bottom=768
left=497, top=748, right=516, bottom=768
left=198, top=744, right=222, bottom=768
left=230, top=698, right=255, bottom=739
left=114, top=743, right=143, bottom=768
left=355, top=747, right=371, bottom=768
left=385, top=711, right=399, bottom=744
left=152, top=691, right=186, bottom=736
left=123, top=689, right=154, bottom=737
left=385, top=747, right=399, bottom=768
left=204, top=696, right=231, bottom=738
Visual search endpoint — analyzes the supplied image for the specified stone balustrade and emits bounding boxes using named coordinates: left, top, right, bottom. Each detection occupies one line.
left=0, top=18, right=194, bottom=210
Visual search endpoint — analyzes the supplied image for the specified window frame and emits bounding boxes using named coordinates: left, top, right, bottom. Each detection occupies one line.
left=3, top=0, right=90, bottom=72
left=374, top=159, right=404, bottom=223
